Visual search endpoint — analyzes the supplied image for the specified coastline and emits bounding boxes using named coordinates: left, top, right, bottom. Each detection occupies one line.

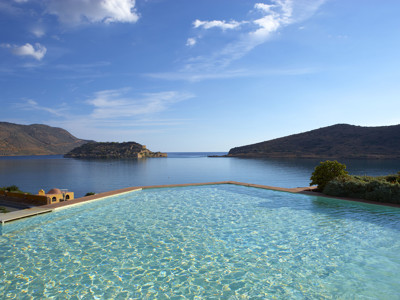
left=209, top=153, right=400, bottom=159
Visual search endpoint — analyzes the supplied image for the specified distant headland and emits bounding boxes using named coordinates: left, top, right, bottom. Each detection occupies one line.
left=64, top=142, right=167, bottom=159
left=0, top=122, right=89, bottom=156
left=226, top=124, right=400, bottom=159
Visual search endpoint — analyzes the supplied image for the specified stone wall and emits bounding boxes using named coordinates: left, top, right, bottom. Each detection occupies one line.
left=0, top=191, right=49, bottom=206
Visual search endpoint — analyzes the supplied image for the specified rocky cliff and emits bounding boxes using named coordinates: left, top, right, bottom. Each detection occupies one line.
left=228, top=124, right=400, bottom=159
left=64, top=142, right=167, bottom=159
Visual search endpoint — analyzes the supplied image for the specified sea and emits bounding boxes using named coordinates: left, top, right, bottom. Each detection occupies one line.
left=0, top=153, right=399, bottom=198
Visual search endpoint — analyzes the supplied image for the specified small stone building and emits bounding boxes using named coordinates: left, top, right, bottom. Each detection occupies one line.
left=0, top=188, right=74, bottom=206
left=38, top=188, right=74, bottom=204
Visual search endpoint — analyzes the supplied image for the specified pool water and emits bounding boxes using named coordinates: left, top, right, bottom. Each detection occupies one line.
left=1, top=184, right=400, bottom=299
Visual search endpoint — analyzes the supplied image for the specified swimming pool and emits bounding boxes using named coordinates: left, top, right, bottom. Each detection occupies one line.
left=1, top=184, right=400, bottom=298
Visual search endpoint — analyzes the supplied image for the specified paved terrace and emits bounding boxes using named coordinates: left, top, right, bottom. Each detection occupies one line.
left=3, top=180, right=378, bottom=224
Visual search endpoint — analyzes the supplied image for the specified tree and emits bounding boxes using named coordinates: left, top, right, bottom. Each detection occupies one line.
left=0, top=185, right=22, bottom=192
left=310, top=160, right=348, bottom=191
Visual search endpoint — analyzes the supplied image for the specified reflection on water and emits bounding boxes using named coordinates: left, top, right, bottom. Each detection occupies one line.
left=0, top=153, right=399, bottom=197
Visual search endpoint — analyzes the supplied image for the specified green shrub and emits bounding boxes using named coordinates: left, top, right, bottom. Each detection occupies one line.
left=383, top=173, right=400, bottom=184
left=85, top=192, right=96, bottom=196
left=310, top=160, right=348, bottom=191
left=365, top=181, right=400, bottom=204
left=322, top=176, right=347, bottom=197
left=0, top=185, right=23, bottom=193
left=324, top=175, right=400, bottom=204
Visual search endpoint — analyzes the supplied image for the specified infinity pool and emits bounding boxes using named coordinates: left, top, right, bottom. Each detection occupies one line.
left=1, top=184, right=400, bottom=298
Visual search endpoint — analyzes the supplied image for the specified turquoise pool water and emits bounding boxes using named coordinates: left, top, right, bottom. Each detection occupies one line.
left=1, top=184, right=400, bottom=299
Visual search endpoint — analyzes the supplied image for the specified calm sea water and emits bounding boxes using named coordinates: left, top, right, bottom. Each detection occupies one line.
left=0, top=153, right=399, bottom=197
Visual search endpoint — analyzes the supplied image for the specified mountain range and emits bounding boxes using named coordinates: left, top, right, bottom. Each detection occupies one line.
left=228, top=124, right=400, bottom=159
left=0, top=122, right=89, bottom=156
left=2, top=122, right=399, bottom=158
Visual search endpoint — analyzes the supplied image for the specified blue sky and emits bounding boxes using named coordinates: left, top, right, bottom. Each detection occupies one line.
left=1, top=0, right=399, bottom=151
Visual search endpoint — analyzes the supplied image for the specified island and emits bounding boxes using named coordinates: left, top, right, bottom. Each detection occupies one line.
left=227, top=124, right=400, bottom=159
left=64, top=142, right=167, bottom=159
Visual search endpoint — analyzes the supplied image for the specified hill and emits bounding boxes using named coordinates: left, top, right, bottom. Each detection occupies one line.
left=0, top=122, right=89, bottom=156
left=64, top=142, right=167, bottom=159
left=228, top=124, right=400, bottom=159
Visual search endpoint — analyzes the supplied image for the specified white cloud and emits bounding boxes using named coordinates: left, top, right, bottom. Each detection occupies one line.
left=250, top=0, right=327, bottom=42
left=2, top=43, right=47, bottom=60
left=251, top=14, right=281, bottom=41
left=45, top=0, right=139, bottom=25
left=86, top=89, right=194, bottom=119
left=193, top=19, right=245, bottom=31
left=148, top=67, right=317, bottom=82
left=218, top=1, right=297, bottom=59
left=17, top=99, right=66, bottom=116
left=31, top=27, right=45, bottom=38
left=254, top=3, right=275, bottom=13
left=178, top=0, right=326, bottom=78
left=186, top=38, right=197, bottom=47
left=12, top=90, right=193, bottom=143
left=148, top=69, right=249, bottom=82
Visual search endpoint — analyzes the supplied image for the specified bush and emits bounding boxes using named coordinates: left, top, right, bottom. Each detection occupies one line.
left=85, top=192, right=96, bottom=196
left=0, top=185, right=23, bottom=193
left=383, top=173, right=400, bottom=184
left=310, top=160, right=348, bottom=191
left=322, top=176, right=347, bottom=197
left=324, top=174, right=400, bottom=204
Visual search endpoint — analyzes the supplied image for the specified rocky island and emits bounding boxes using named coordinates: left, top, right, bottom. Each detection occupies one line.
left=227, top=124, right=400, bottom=159
left=64, top=142, right=167, bottom=159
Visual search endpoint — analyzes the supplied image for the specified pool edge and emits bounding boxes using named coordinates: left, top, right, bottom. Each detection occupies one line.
left=0, top=181, right=314, bottom=224
left=7, top=180, right=397, bottom=225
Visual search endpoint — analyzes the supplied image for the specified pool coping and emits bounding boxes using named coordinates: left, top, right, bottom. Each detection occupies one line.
left=2, top=180, right=398, bottom=224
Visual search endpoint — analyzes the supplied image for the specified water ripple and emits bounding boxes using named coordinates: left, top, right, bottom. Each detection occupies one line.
left=1, top=185, right=400, bottom=298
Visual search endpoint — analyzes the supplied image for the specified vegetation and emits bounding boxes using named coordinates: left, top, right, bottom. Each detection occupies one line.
left=0, top=185, right=32, bottom=196
left=0, top=185, right=23, bottom=213
left=324, top=173, right=400, bottom=204
left=65, top=142, right=167, bottom=159
left=0, top=185, right=25, bottom=193
left=85, top=192, right=96, bottom=196
left=309, top=160, right=400, bottom=204
left=310, top=160, right=348, bottom=191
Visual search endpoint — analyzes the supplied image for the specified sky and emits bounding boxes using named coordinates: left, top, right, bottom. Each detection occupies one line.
left=1, top=0, right=399, bottom=152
